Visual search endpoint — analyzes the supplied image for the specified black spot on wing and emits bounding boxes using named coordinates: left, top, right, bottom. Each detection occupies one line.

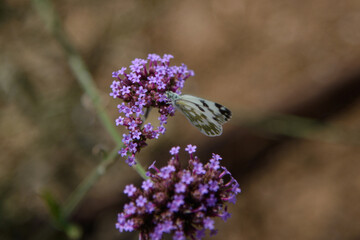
left=215, top=103, right=232, bottom=120
left=194, top=103, right=205, bottom=112
left=200, top=99, right=209, bottom=108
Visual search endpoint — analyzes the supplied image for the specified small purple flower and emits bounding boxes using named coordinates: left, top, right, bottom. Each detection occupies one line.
left=126, top=155, right=136, bottom=166
left=130, top=60, right=144, bottom=73
left=148, top=53, right=161, bottom=62
left=117, top=103, right=126, bottom=112
left=116, top=213, right=125, bottom=225
left=143, top=123, right=153, bottom=132
left=181, top=170, right=193, bottom=184
left=185, top=144, right=197, bottom=154
left=128, top=120, right=138, bottom=131
left=152, top=131, right=160, bottom=139
left=124, top=184, right=137, bottom=197
left=159, top=165, right=175, bottom=179
left=167, top=66, right=178, bottom=77
left=175, top=182, right=186, bottom=193
left=136, top=195, right=147, bottom=207
left=208, top=180, right=219, bottom=192
left=208, top=158, right=220, bottom=170
left=119, top=67, right=127, bottom=75
left=158, top=115, right=168, bottom=125
left=123, top=219, right=135, bottom=232
left=115, top=116, right=124, bottom=126
left=136, top=86, right=147, bottom=96
left=118, top=148, right=127, bottom=157
left=146, top=201, right=155, bottom=213
left=120, top=86, right=131, bottom=95
left=132, top=130, right=141, bottom=140
left=160, top=220, right=174, bottom=233
left=203, top=217, right=215, bottom=230
left=193, top=162, right=206, bottom=175
left=110, top=80, right=120, bottom=88
left=155, top=65, right=167, bottom=76
left=124, top=202, right=136, bottom=215
left=169, top=146, right=180, bottom=155
left=110, top=90, right=120, bottom=98
left=128, top=142, right=138, bottom=153
left=141, top=179, right=153, bottom=191
left=157, top=125, right=166, bottom=134
left=112, top=68, right=127, bottom=78
left=111, top=67, right=126, bottom=77
left=211, top=153, right=222, bottom=161
left=168, top=195, right=184, bottom=212
left=206, top=194, right=217, bottom=207
left=161, top=54, right=173, bottom=62
left=167, top=105, right=176, bottom=115
left=157, top=81, right=167, bottom=90
left=228, top=194, right=237, bottom=204
left=198, top=183, right=209, bottom=196
left=221, top=211, right=231, bottom=221
left=122, top=134, right=131, bottom=144
left=112, top=71, right=118, bottom=78
left=148, top=75, right=157, bottom=84
left=128, top=72, right=141, bottom=83
left=158, top=93, right=168, bottom=103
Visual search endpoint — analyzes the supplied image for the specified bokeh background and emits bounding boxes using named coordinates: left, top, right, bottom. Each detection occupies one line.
left=1, top=0, right=360, bottom=239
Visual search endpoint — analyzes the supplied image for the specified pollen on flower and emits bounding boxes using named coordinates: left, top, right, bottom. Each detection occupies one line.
left=115, top=145, right=241, bottom=240
left=110, top=54, right=194, bottom=166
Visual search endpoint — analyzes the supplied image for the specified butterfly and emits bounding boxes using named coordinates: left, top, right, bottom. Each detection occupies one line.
left=165, top=91, right=232, bottom=136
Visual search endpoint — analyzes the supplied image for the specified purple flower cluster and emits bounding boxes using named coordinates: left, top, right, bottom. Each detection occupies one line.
left=116, top=145, right=241, bottom=240
left=110, top=54, right=194, bottom=166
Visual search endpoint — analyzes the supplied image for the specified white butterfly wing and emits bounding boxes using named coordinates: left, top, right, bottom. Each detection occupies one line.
left=174, top=94, right=231, bottom=137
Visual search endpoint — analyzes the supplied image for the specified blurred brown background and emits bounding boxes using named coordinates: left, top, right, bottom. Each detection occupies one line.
left=1, top=0, right=360, bottom=239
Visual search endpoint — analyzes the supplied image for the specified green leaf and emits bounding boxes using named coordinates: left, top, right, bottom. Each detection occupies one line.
left=41, top=190, right=62, bottom=222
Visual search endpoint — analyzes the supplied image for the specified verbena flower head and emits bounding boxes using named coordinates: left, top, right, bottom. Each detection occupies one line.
left=116, top=145, right=241, bottom=240
left=110, top=54, right=194, bottom=166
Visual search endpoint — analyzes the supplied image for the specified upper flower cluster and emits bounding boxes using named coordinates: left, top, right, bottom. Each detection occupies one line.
left=116, top=145, right=241, bottom=240
left=110, top=54, right=194, bottom=166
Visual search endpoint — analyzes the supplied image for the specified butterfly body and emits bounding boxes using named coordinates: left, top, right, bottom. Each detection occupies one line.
left=166, top=91, right=231, bottom=136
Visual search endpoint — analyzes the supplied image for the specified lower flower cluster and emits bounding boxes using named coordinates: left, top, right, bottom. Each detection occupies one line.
left=116, top=145, right=241, bottom=240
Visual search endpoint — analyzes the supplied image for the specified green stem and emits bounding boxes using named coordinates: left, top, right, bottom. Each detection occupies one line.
left=67, top=54, right=123, bottom=144
left=32, top=0, right=148, bottom=221
left=62, top=145, right=120, bottom=219
left=32, top=0, right=147, bottom=176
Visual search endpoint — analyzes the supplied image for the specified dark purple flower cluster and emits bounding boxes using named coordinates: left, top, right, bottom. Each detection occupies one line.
left=110, top=54, right=194, bottom=166
left=116, top=145, right=241, bottom=240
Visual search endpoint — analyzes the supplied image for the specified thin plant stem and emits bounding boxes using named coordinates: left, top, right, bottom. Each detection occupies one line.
left=32, top=0, right=147, bottom=178
left=62, top=145, right=120, bottom=219
left=32, top=0, right=147, bottom=222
